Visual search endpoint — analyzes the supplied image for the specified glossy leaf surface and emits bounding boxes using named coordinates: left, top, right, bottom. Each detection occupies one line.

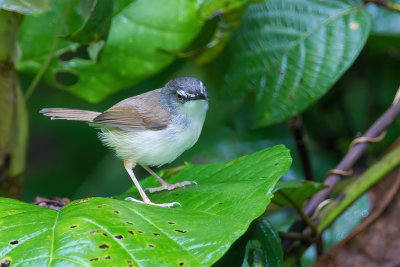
left=225, top=0, right=371, bottom=126
left=0, top=145, right=291, bottom=266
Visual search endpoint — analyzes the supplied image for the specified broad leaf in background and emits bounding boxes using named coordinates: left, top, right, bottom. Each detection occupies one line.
left=0, top=145, right=291, bottom=266
left=0, top=0, right=50, bottom=14
left=16, top=0, right=204, bottom=102
left=272, top=180, right=326, bottom=208
left=225, top=0, right=371, bottom=127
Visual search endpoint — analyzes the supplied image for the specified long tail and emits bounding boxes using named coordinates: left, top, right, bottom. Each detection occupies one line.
left=40, top=108, right=101, bottom=122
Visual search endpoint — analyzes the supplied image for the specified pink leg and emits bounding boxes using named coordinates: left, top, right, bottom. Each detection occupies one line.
left=141, top=165, right=197, bottom=193
left=123, top=160, right=180, bottom=208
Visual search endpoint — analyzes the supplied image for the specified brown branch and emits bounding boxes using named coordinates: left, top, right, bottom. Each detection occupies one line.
left=305, top=101, right=400, bottom=216
left=286, top=115, right=315, bottom=181
left=283, top=100, right=400, bottom=251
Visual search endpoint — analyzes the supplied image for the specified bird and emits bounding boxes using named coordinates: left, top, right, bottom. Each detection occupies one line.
left=40, top=76, right=208, bottom=207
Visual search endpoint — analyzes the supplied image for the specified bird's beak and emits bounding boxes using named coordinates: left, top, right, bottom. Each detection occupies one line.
left=192, top=92, right=208, bottom=101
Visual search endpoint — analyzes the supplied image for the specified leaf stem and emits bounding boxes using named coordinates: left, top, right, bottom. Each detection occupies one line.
left=365, top=0, right=400, bottom=13
left=277, top=191, right=318, bottom=235
left=24, top=0, right=72, bottom=100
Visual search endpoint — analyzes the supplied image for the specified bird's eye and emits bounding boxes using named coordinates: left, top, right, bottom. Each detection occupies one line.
left=176, top=92, right=184, bottom=101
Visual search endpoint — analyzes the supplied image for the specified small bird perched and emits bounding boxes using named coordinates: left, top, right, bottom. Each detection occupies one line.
left=41, top=77, right=208, bottom=207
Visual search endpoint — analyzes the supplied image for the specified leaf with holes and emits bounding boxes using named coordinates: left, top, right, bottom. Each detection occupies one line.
left=16, top=0, right=214, bottom=102
left=0, top=145, right=291, bottom=266
left=225, top=0, right=371, bottom=127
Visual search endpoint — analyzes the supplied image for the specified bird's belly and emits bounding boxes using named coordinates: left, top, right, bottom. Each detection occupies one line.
left=99, top=122, right=202, bottom=166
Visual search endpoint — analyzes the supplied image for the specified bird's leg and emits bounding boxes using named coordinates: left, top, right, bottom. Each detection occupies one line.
left=142, top=165, right=197, bottom=193
left=123, top=160, right=180, bottom=207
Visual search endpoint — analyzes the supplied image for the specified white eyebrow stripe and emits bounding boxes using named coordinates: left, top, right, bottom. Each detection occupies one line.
left=178, top=90, right=188, bottom=97
left=178, top=90, right=197, bottom=98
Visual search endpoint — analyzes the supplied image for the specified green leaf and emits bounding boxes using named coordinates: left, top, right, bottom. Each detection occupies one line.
left=65, top=0, right=113, bottom=44
left=225, top=0, right=371, bottom=127
left=213, top=230, right=250, bottom=266
left=247, top=241, right=266, bottom=267
left=16, top=0, right=205, bottom=102
left=0, top=145, right=291, bottom=266
left=253, top=217, right=283, bottom=267
left=198, top=0, right=249, bottom=19
left=272, top=180, right=327, bottom=208
left=0, top=0, right=50, bottom=14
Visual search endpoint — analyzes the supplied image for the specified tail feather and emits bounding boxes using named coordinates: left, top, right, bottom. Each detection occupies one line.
left=40, top=108, right=101, bottom=122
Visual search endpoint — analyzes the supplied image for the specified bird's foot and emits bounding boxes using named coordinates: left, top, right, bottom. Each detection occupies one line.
left=124, top=197, right=181, bottom=208
left=145, top=180, right=197, bottom=193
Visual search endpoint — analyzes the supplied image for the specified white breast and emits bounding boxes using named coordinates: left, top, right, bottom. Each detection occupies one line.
left=99, top=100, right=208, bottom=166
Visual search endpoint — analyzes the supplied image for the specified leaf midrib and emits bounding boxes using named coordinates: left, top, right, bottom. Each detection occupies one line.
left=248, top=3, right=363, bottom=74
left=47, top=211, right=59, bottom=267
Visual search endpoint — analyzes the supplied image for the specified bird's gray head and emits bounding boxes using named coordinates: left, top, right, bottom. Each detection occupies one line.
left=161, top=77, right=208, bottom=117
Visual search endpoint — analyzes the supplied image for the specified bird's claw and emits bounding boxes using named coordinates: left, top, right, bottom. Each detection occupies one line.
left=124, top=197, right=181, bottom=208
left=145, top=180, right=197, bottom=193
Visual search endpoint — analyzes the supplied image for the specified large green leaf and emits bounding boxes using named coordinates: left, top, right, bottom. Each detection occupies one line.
left=225, top=0, right=371, bottom=127
left=16, top=0, right=204, bottom=102
left=0, top=145, right=291, bottom=266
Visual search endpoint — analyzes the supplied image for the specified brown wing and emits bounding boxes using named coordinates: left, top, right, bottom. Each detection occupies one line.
left=93, top=89, right=171, bottom=130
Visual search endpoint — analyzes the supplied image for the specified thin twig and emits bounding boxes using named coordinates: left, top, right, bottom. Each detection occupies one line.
left=286, top=115, right=315, bottom=181
left=283, top=91, right=400, bottom=251
left=365, top=0, right=400, bottom=13
left=24, top=0, right=72, bottom=100
left=305, top=103, right=400, bottom=217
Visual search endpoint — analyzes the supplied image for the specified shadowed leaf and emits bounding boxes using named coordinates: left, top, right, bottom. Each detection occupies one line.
left=225, top=0, right=371, bottom=127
